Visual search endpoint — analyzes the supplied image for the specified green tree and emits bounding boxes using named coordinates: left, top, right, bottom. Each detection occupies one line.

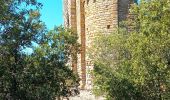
left=0, top=0, right=79, bottom=99
left=92, top=0, right=170, bottom=99
left=21, top=27, right=80, bottom=99
left=0, top=0, right=45, bottom=99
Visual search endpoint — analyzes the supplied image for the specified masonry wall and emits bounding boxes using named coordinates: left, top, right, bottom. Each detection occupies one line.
left=63, top=0, right=69, bottom=27
left=76, top=0, right=82, bottom=88
left=84, top=0, right=119, bottom=89
left=76, top=0, right=86, bottom=89
left=63, top=0, right=77, bottom=73
left=64, top=0, right=133, bottom=90
left=118, top=0, right=130, bottom=22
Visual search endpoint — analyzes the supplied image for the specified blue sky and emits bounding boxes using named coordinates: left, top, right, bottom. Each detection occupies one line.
left=38, top=0, right=140, bottom=29
left=24, top=0, right=141, bottom=54
left=39, top=0, right=63, bottom=30
left=24, top=0, right=63, bottom=54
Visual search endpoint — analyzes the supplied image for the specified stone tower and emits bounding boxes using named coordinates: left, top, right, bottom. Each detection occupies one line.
left=63, top=0, right=137, bottom=89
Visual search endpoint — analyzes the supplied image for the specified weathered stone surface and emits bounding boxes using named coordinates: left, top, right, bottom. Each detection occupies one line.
left=63, top=0, right=134, bottom=90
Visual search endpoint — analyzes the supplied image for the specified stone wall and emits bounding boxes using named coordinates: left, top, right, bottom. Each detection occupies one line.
left=63, top=0, right=134, bottom=90
left=76, top=0, right=86, bottom=89
left=63, top=0, right=69, bottom=27
left=118, top=0, right=130, bottom=22
left=84, top=0, right=119, bottom=89
left=63, top=0, right=78, bottom=73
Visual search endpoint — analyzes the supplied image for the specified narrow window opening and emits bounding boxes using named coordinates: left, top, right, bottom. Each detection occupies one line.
left=67, top=15, right=69, bottom=27
left=83, top=1, right=85, bottom=7
left=107, top=25, right=110, bottom=29
left=87, top=0, right=89, bottom=5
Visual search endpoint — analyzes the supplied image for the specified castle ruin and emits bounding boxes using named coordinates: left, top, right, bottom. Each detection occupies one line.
left=63, top=0, right=138, bottom=89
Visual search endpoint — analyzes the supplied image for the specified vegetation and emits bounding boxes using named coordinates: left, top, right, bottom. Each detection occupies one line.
left=1, top=0, right=170, bottom=99
left=0, top=0, right=79, bottom=99
left=92, top=0, right=170, bottom=99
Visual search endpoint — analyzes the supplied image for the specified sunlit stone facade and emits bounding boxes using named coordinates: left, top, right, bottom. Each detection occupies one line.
left=63, top=0, right=136, bottom=89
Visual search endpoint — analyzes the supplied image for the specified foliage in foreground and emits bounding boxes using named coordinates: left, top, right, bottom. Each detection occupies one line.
left=91, top=0, right=170, bottom=99
left=0, top=0, right=79, bottom=99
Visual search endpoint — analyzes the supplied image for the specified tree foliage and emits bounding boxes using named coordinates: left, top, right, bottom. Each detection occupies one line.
left=19, top=27, right=80, bottom=99
left=92, top=0, right=170, bottom=99
left=0, top=0, right=79, bottom=99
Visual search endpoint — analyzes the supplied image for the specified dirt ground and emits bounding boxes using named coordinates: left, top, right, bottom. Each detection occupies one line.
left=68, top=90, right=105, bottom=100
